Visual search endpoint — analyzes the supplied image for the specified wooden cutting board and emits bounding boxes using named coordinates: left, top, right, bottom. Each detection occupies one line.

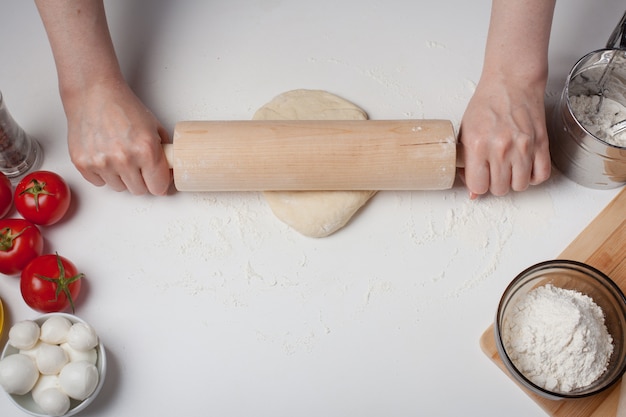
left=480, top=187, right=626, bottom=417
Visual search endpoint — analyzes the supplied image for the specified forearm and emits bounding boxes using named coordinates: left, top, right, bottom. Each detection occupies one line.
left=34, top=0, right=124, bottom=102
left=482, top=0, right=556, bottom=87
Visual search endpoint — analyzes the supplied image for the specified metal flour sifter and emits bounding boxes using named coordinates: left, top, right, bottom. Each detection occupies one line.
left=550, top=10, right=626, bottom=189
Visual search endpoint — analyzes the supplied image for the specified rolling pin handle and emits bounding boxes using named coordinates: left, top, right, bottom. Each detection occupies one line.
left=163, top=143, right=174, bottom=169
left=455, top=143, right=465, bottom=169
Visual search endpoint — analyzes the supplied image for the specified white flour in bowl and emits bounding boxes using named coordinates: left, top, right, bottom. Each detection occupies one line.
left=502, top=284, right=614, bottom=392
left=569, top=94, right=626, bottom=147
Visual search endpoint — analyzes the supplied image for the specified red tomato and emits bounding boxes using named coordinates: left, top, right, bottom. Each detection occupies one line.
left=0, top=172, right=13, bottom=218
left=20, top=253, right=83, bottom=313
left=14, top=171, right=71, bottom=226
left=0, top=218, right=44, bottom=275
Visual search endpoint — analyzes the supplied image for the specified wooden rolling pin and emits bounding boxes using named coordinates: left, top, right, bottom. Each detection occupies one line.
left=163, top=119, right=459, bottom=191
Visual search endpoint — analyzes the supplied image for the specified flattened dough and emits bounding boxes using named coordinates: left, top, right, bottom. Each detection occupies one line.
left=254, top=90, right=376, bottom=238
left=263, top=190, right=376, bottom=238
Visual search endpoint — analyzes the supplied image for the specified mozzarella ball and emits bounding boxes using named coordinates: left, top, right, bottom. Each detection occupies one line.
left=59, top=361, right=99, bottom=400
left=19, top=340, right=41, bottom=361
left=35, top=388, right=71, bottom=417
left=36, top=343, right=69, bottom=375
left=32, top=374, right=61, bottom=404
left=35, top=388, right=71, bottom=416
left=67, top=322, right=98, bottom=351
left=0, top=354, right=39, bottom=395
left=60, top=343, right=97, bottom=365
left=8, top=320, right=40, bottom=350
left=40, top=316, right=72, bottom=345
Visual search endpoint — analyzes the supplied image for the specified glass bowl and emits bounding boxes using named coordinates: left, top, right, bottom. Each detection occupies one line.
left=495, top=259, right=626, bottom=400
left=0, top=313, right=106, bottom=416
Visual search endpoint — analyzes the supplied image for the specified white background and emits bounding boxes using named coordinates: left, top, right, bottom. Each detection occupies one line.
left=0, top=1, right=624, bottom=416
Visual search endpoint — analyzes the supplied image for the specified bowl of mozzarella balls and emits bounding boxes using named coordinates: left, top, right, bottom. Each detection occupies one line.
left=0, top=313, right=105, bottom=416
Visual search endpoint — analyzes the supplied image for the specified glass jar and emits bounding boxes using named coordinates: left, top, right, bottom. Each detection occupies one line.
left=0, top=91, right=43, bottom=182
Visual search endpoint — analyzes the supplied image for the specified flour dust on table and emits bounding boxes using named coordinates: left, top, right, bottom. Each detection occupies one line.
left=254, top=89, right=376, bottom=238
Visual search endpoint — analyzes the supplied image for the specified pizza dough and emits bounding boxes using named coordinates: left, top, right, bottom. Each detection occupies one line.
left=253, top=89, right=368, bottom=121
left=253, top=90, right=376, bottom=238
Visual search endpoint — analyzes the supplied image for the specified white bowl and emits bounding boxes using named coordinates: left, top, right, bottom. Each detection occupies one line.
left=1, top=313, right=106, bottom=416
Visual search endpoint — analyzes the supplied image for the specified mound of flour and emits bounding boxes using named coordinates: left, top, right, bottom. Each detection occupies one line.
left=502, top=284, right=614, bottom=392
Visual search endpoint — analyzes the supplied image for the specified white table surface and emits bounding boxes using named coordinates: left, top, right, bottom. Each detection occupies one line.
left=1, top=1, right=624, bottom=416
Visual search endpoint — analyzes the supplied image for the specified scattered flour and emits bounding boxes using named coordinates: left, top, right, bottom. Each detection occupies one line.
left=426, top=40, right=447, bottom=49
left=502, top=284, right=614, bottom=392
left=569, top=94, right=626, bottom=147
left=406, top=188, right=554, bottom=298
